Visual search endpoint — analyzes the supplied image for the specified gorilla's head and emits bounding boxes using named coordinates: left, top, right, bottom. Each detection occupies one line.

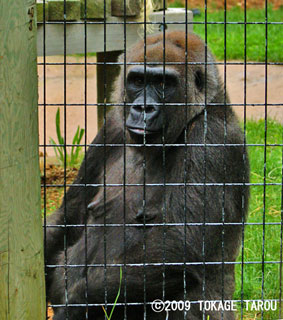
left=113, top=31, right=222, bottom=144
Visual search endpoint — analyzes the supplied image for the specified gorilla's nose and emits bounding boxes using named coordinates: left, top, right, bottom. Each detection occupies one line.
left=126, top=97, right=163, bottom=134
left=132, top=104, right=157, bottom=114
left=131, top=103, right=160, bottom=122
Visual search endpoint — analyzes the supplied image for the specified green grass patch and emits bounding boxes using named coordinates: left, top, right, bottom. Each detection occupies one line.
left=234, top=119, right=283, bottom=319
left=191, top=7, right=283, bottom=62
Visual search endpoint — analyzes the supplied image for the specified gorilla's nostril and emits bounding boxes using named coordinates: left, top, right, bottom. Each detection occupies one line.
left=133, top=105, right=155, bottom=114
left=146, top=106, right=155, bottom=113
left=133, top=105, right=143, bottom=113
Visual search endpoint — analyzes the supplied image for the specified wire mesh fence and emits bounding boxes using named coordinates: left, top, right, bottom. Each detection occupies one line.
left=38, top=0, right=283, bottom=319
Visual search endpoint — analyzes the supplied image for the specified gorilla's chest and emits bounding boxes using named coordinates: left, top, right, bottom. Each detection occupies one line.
left=88, top=148, right=184, bottom=224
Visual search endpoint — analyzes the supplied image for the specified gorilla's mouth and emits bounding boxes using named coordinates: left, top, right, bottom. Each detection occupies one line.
left=127, top=127, right=161, bottom=136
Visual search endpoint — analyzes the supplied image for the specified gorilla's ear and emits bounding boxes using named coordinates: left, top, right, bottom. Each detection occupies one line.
left=195, top=70, right=204, bottom=92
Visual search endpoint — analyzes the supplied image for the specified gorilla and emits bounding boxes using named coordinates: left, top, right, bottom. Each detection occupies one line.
left=46, top=31, right=249, bottom=320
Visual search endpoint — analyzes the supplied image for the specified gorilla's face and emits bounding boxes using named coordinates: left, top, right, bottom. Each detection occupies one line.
left=113, top=32, right=221, bottom=146
left=125, top=66, right=186, bottom=144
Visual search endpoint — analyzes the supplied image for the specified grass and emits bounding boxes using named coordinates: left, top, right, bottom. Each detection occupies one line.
left=185, top=6, right=283, bottom=62
left=42, top=119, right=283, bottom=319
left=49, top=108, right=85, bottom=167
left=102, top=266, right=123, bottom=319
left=234, top=119, right=283, bottom=319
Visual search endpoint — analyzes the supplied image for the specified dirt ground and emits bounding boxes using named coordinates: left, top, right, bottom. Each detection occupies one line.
left=38, top=56, right=283, bottom=158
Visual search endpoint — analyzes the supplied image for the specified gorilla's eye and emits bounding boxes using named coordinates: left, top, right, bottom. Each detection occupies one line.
left=157, top=80, right=170, bottom=90
left=133, top=77, right=144, bottom=87
left=156, top=76, right=176, bottom=90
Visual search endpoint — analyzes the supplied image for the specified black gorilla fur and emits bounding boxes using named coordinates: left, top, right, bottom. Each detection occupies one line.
left=46, top=31, right=249, bottom=319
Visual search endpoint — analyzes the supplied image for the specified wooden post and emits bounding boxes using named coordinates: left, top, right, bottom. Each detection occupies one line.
left=97, top=50, right=122, bottom=129
left=0, top=1, right=46, bottom=319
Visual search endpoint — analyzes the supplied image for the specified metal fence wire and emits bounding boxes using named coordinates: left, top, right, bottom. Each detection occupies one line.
left=38, top=0, right=283, bottom=319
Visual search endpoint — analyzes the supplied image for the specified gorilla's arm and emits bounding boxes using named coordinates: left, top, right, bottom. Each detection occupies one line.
left=45, top=110, right=123, bottom=264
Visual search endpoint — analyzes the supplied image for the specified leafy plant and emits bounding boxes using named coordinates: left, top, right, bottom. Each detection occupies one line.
left=49, top=108, right=85, bottom=167
left=102, top=266, right=123, bottom=320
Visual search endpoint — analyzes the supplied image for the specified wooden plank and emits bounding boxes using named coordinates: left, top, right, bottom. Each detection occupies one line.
left=0, top=1, right=46, bottom=319
left=81, top=0, right=111, bottom=19
left=96, top=51, right=122, bottom=129
left=48, top=0, right=81, bottom=21
left=111, top=0, right=141, bottom=17
left=37, top=8, right=193, bottom=55
left=37, top=0, right=49, bottom=22
left=36, top=0, right=166, bottom=20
